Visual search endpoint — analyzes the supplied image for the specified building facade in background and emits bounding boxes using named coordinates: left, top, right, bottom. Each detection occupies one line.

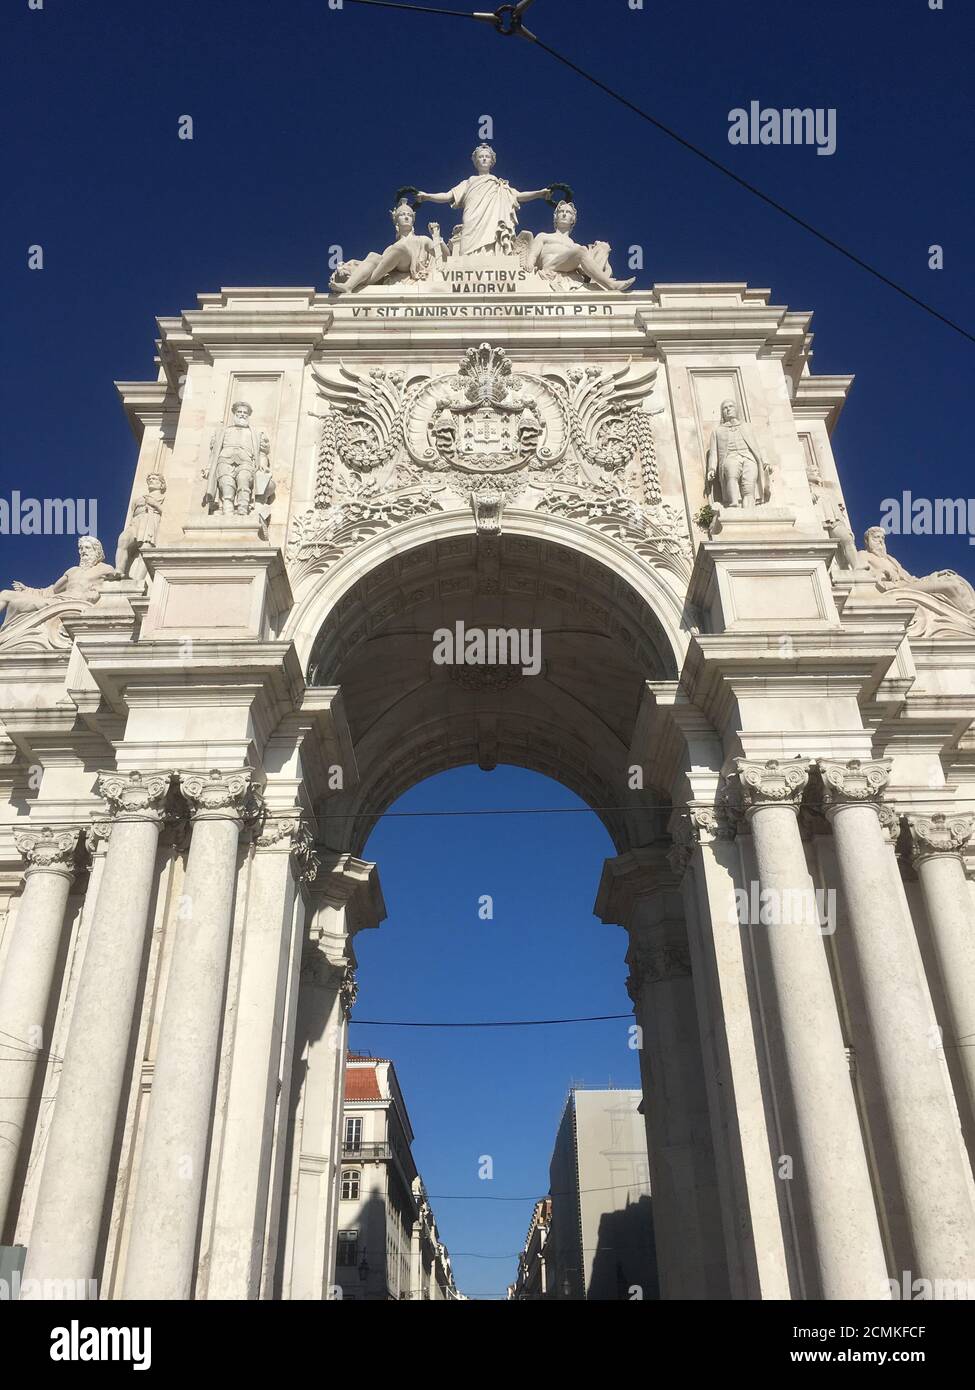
left=335, top=1055, right=459, bottom=1301
left=511, top=1089, right=658, bottom=1301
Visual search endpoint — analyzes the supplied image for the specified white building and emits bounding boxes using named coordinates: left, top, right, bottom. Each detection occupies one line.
left=335, top=1056, right=459, bottom=1301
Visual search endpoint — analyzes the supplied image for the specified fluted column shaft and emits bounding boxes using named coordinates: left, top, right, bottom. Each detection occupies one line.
left=905, top=812, right=975, bottom=1135
left=736, top=759, right=889, bottom=1300
left=821, top=762, right=975, bottom=1282
left=23, top=774, right=173, bottom=1294
left=0, top=827, right=81, bottom=1240
left=123, top=769, right=259, bottom=1301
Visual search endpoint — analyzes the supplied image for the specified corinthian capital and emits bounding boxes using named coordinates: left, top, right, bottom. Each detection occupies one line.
left=97, top=769, right=174, bottom=822
left=667, top=805, right=733, bottom=874
left=255, top=815, right=320, bottom=883
left=904, top=811, right=975, bottom=865
left=734, top=758, right=810, bottom=816
left=179, top=768, right=263, bottom=824
left=13, top=825, right=82, bottom=877
left=817, top=758, right=890, bottom=813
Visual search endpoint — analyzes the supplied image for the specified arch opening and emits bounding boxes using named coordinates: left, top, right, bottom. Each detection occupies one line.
left=307, top=531, right=679, bottom=855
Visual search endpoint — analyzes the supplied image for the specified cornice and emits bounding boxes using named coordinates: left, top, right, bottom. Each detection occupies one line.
left=154, top=288, right=332, bottom=364
left=791, top=374, right=854, bottom=432
left=593, top=844, right=680, bottom=925
left=114, top=380, right=177, bottom=440
left=70, top=636, right=305, bottom=715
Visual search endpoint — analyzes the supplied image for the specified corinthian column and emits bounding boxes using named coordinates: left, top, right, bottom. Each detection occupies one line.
left=0, top=827, right=81, bottom=1240
left=820, top=761, right=975, bottom=1282
left=903, top=812, right=975, bottom=1132
left=123, top=769, right=261, bottom=1301
left=205, top=815, right=318, bottom=1300
left=735, top=758, right=889, bottom=1300
left=596, top=849, right=728, bottom=1299
left=24, top=772, right=174, bottom=1294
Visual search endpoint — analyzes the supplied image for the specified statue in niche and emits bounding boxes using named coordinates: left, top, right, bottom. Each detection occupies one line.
left=203, top=401, right=275, bottom=518
left=0, top=536, right=116, bottom=648
left=115, top=473, right=167, bottom=578
left=416, top=144, right=552, bottom=256
left=330, top=201, right=444, bottom=294
left=856, top=526, right=975, bottom=624
left=805, top=454, right=857, bottom=569
left=527, top=201, right=635, bottom=292
left=705, top=399, right=772, bottom=507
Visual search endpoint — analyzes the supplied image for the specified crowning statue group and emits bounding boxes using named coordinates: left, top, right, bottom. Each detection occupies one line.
left=329, top=144, right=635, bottom=294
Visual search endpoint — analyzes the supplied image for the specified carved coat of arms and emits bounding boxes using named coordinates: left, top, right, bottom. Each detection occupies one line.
left=405, top=344, right=567, bottom=476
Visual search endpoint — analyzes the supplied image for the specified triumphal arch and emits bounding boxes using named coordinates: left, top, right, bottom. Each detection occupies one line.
left=2, top=146, right=975, bottom=1301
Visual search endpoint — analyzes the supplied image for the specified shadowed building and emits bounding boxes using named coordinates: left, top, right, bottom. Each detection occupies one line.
left=512, top=1088, right=658, bottom=1300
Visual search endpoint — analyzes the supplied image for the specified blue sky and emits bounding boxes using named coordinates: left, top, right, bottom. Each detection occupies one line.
left=3, top=0, right=974, bottom=1298
left=354, top=765, right=634, bottom=1299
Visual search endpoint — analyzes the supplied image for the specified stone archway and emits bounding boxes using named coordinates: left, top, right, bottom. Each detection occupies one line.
left=4, top=252, right=975, bottom=1305
left=304, top=525, right=678, bottom=855
left=268, top=521, right=734, bottom=1301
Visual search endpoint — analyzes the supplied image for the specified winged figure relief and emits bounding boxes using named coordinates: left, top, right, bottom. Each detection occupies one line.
left=311, top=362, right=430, bottom=495
left=546, top=359, right=662, bottom=485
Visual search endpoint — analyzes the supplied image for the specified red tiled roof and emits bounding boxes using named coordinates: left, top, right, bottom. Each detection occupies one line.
left=345, top=1065, right=382, bottom=1101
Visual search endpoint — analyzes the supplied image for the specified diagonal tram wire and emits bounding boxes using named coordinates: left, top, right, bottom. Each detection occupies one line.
left=341, top=0, right=975, bottom=346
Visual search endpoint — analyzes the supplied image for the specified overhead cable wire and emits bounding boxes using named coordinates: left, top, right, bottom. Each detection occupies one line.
left=341, top=0, right=975, bottom=346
